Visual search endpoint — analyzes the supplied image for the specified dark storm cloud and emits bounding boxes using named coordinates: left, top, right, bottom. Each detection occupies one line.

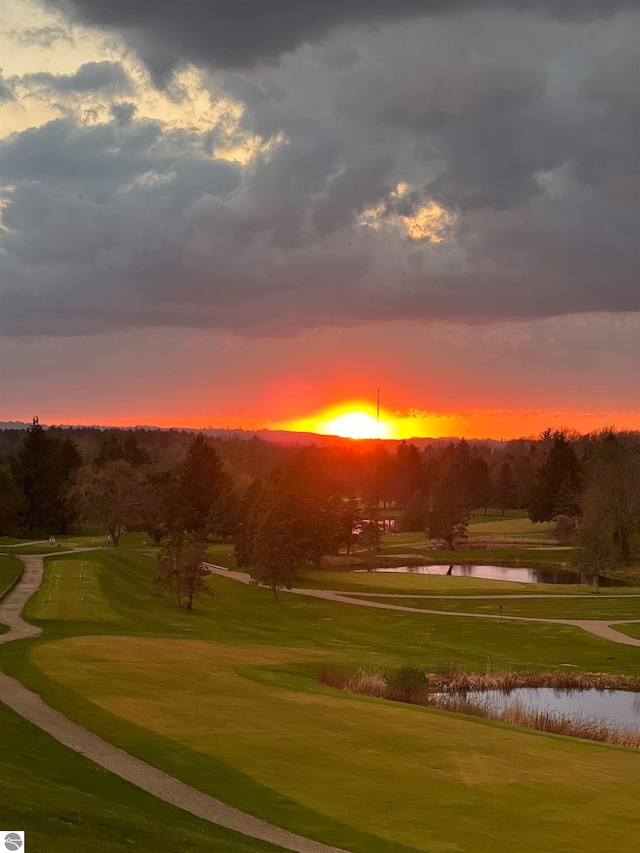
left=24, top=61, right=130, bottom=94
left=45, top=0, right=637, bottom=78
left=0, top=112, right=244, bottom=335
left=2, top=8, right=638, bottom=337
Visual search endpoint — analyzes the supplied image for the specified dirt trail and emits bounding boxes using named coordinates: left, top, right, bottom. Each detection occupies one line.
left=0, top=553, right=350, bottom=853
left=207, top=566, right=640, bottom=648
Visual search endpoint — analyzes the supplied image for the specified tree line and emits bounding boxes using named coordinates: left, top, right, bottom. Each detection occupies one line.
left=1, top=419, right=638, bottom=599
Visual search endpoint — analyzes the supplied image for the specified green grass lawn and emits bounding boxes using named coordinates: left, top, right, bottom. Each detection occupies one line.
left=32, top=558, right=118, bottom=621
left=1, top=541, right=639, bottom=853
left=295, top=568, right=584, bottom=596
left=374, top=511, right=553, bottom=543
left=0, top=536, right=25, bottom=546
left=205, top=541, right=238, bottom=567
left=0, top=542, right=75, bottom=555
left=342, top=593, right=640, bottom=620
left=0, top=532, right=140, bottom=555
left=468, top=516, right=554, bottom=538
left=11, top=548, right=639, bottom=672
left=0, top=700, right=284, bottom=853
left=613, top=623, right=640, bottom=640
left=377, top=543, right=572, bottom=568
left=0, top=553, right=22, bottom=597
left=469, top=509, right=530, bottom=523
left=374, top=532, right=426, bottom=545
left=31, top=635, right=640, bottom=853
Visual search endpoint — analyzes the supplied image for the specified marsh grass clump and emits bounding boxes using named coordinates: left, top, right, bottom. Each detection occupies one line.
left=319, top=666, right=389, bottom=697
left=499, top=704, right=640, bottom=749
left=347, top=668, right=388, bottom=698
left=319, top=665, right=640, bottom=748
left=425, top=667, right=640, bottom=693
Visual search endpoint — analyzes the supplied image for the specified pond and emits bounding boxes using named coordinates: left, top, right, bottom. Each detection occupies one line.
left=461, top=687, right=640, bottom=730
left=356, top=564, right=630, bottom=586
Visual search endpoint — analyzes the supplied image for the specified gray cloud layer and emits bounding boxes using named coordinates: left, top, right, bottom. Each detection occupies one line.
left=46, top=0, right=638, bottom=78
left=0, top=72, right=15, bottom=103
left=1, top=6, right=638, bottom=337
left=24, top=61, right=130, bottom=93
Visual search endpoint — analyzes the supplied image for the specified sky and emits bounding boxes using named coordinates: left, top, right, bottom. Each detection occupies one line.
left=0, top=0, right=638, bottom=439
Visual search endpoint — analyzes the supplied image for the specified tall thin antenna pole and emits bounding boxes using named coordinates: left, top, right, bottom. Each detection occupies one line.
left=376, top=388, right=380, bottom=439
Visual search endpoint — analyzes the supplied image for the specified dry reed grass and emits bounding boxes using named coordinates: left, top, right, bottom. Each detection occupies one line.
left=425, top=668, right=640, bottom=692
left=499, top=703, right=640, bottom=748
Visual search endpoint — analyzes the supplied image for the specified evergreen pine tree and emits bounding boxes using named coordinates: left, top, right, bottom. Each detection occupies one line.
left=495, top=462, right=516, bottom=516
left=528, top=433, right=583, bottom=523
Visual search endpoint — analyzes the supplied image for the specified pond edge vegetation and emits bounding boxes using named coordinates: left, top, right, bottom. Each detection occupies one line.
left=320, top=665, right=640, bottom=749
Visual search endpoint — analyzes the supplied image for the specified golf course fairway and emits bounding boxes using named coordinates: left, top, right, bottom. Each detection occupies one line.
left=31, top=635, right=640, bottom=853
left=1, top=543, right=638, bottom=853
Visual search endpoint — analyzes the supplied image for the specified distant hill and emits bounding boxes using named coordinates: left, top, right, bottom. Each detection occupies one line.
left=0, top=421, right=506, bottom=450
left=0, top=421, right=160, bottom=431
left=220, top=429, right=507, bottom=450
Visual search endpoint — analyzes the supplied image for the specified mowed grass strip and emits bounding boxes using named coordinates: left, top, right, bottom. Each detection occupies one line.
left=613, top=623, right=640, bottom=640
left=341, top=594, right=640, bottom=620
left=0, top=543, right=75, bottom=555
left=0, top=699, right=285, bottom=853
left=469, top=509, right=529, bottom=523
left=0, top=553, right=22, bottom=597
left=468, top=514, right=555, bottom=537
left=377, top=544, right=572, bottom=567
left=29, top=559, right=117, bottom=621
left=32, top=636, right=640, bottom=853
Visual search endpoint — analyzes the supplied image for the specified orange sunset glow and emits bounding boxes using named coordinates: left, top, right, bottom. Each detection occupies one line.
left=288, top=403, right=396, bottom=440
left=16, top=401, right=640, bottom=442
left=278, top=405, right=640, bottom=442
left=1, top=2, right=638, bottom=447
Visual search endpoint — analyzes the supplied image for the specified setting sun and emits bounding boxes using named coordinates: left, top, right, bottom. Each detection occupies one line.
left=323, top=411, right=380, bottom=440
left=285, top=402, right=397, bottom=440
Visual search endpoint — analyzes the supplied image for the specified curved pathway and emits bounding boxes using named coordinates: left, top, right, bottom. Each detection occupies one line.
left=206, top=566, right=640, bottom=648
left=0, top=553, right=350, bottom=853
left=346, top=592, right=640, bottom=599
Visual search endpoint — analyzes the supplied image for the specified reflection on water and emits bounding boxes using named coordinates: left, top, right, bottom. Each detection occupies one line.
left=357, top=564, right=630, bottom=586
left=463, top=688, right=640, bottom=729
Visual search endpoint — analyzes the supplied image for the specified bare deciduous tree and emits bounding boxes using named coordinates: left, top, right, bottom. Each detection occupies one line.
left=72, top=460, right=142, bottom=546
left=154, top=533, right=211, bottom=612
